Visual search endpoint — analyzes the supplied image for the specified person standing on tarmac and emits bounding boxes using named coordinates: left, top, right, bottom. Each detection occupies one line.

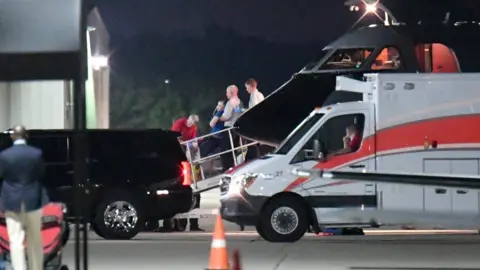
left=0, top=125, right=48, bottom=270
left=170, top=115, right=203, bottom=232
left=144, top=115, right=203, bottom=232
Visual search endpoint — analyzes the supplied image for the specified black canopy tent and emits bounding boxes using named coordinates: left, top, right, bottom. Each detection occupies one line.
left=0, top=1, right=89, bottom=270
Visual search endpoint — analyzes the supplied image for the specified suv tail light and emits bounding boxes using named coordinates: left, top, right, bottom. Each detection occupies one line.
left=181, top=161, right=192, bottom=186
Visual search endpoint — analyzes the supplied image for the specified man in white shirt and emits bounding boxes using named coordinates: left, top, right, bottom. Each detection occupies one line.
left=245, top=78, right=264, bottom=109
left=244, top=78, right=265, bottom=162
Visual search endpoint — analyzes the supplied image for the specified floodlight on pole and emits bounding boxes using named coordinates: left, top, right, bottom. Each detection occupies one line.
left=365, top=3, right=377, bottom=13
left=91, top=55, right=108, bottom=70
left=345, top=0, right=398, bottom=26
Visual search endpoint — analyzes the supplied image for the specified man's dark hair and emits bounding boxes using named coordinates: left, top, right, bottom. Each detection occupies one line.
left=245, top=78, right=258, bottom=88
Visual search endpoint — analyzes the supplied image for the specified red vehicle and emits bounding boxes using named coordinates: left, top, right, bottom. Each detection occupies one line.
left=0, top=203, right=70, bottom=270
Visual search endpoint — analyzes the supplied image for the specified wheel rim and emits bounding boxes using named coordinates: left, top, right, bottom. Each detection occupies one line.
left=270, top=206, right=299, bottom=235
left=103, top=201, right=138, bottom=233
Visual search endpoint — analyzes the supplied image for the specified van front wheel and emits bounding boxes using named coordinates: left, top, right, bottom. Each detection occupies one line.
left=259, top=197, right=308, bottom=243
left=255, top=224, right=270, bottom=241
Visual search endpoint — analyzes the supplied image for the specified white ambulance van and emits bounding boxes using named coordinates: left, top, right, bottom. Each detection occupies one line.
left=219, top=73, right=480, bottom=242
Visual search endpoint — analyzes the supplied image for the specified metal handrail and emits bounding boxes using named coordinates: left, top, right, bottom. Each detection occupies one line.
left=180, top=127, right=236, bottom=145
left=178, top=127, right=259, bottom=186
left=190, top=141, right=259, bottom=165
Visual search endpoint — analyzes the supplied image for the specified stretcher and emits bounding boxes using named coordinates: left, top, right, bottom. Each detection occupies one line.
left=0, top=203, right=70, bottom=270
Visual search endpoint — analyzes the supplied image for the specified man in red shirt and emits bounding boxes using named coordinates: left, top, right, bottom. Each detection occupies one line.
left=172, top=114, right=199, bottom=143
left=328, top=124, right=362, bottom=159
left=170, top=114, right=203, bottom=231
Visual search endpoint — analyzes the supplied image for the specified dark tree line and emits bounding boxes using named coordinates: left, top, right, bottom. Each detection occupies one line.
left=109, top=25, right=325, bottom=134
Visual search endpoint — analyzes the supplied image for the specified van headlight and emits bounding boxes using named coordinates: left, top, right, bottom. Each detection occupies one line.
left=229, top=173, right=258, bottom=194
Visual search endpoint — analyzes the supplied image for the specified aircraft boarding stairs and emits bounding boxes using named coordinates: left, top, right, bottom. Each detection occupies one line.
left=174, top=127, right=259, bottom=219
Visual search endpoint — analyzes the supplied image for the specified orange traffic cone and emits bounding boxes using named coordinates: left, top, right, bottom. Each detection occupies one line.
left=231, top=249, right=241, bottom=270
left=207, top=213, right=229, bottom=270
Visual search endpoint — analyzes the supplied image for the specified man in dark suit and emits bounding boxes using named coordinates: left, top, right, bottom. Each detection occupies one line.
left=0, top=125, right=48, bottom=270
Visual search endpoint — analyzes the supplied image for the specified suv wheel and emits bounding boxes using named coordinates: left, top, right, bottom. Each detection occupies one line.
left=259, top=197, right=308, bottom=243
left=93, top=191, right=144, bottom=240
left=90, top=222, right=105, bottom=238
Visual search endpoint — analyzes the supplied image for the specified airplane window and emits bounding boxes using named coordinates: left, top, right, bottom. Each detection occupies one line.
left=371, top=47, right=402, bottom=70
left=303, top=51, right=328, bottom=70
left=320, top=48, right=374, bottom=70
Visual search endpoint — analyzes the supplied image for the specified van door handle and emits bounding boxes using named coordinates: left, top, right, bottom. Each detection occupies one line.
left=349, top=165, right=365, bottom=169
left=66, top=170, right=74, bottom=175
left=456, top=190, right=468, bottom=194
left=435, top=188, right=447, bottom=194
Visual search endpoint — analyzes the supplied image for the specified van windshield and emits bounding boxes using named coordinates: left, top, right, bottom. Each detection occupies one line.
left=274, top=113, right=324, bottom=155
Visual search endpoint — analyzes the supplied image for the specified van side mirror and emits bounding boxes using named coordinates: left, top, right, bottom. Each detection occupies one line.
left=313, top=139, right=321, bottom=159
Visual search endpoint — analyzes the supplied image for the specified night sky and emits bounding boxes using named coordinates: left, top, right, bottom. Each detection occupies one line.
left=94, top=0, right=354, bottom=45
left=94, top=0, right=480, bottom=48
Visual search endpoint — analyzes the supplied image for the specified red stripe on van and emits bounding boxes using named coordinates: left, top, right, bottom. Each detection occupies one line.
left=314, top=114, right=480, bottom=170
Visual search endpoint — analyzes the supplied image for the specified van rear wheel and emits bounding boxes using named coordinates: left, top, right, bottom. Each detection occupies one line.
left=259, top=197, right=308, bottom=243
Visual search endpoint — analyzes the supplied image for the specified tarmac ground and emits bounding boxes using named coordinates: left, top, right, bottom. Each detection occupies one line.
left=60, top=189, right=480, bottom=269
left=60, top=229, right=480, bottom=270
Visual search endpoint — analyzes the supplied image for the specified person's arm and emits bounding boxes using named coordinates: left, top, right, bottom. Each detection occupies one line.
left=192, top=126, right=197, bottom=139
left=210, top=116, right=219, bottom=128
left=343, top=136, right=351, bottom=148
left=210, top=111, right=222, bottom=128
left=328, top=136, right=358, bottom=158
left=171, top=119, right=185, bottom=143
left=220, top=103, right=233, bottom=122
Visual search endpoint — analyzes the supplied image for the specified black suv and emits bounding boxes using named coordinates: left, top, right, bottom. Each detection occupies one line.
left=0, top=129, right=193, bottom=240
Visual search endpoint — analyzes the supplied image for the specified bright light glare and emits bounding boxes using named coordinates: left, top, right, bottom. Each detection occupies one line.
left=91, top=56, right=108, bottom=70
left=349, top=5, right=360, bottom=12
left=365, top=4, right=377, bottom=13
left=227, top=174, right=246, bottom=195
